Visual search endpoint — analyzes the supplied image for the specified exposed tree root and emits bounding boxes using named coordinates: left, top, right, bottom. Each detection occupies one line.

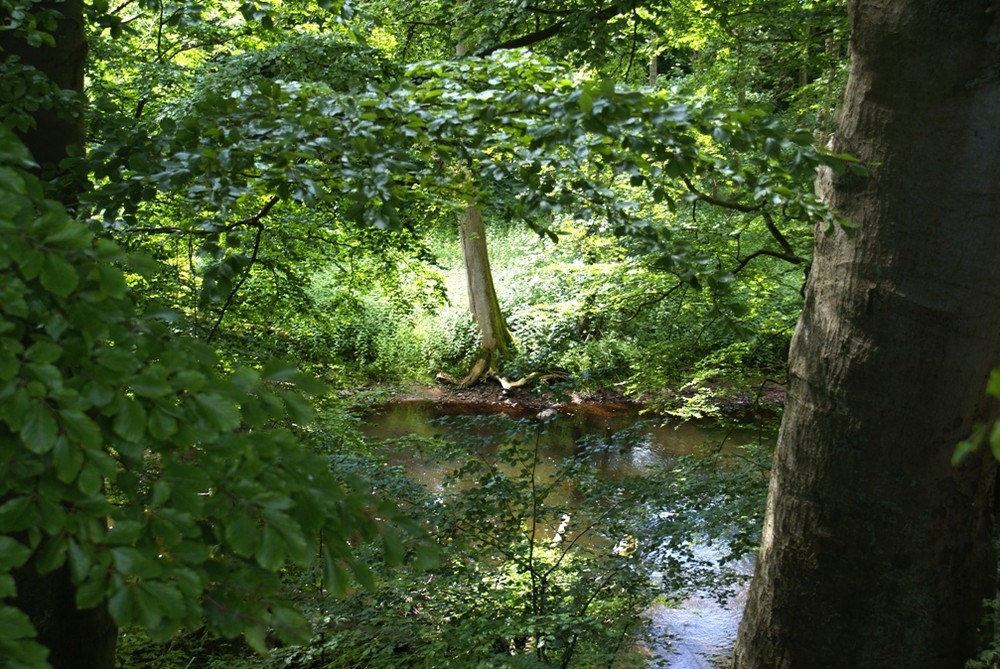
left=495, top=370, right=569, bottom=389
left=435, top=359, right=569, bottom=390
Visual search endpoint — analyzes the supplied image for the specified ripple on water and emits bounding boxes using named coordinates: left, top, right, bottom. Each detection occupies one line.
left=646, top=586, right=747, bottom=669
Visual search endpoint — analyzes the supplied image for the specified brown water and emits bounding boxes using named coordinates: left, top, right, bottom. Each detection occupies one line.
left=360, top=399, right=760, bottom=483
left=359, top=399, right=768, bottom=668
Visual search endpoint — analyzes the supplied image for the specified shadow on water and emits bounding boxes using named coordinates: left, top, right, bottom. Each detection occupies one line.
left=359, top=399, right=769, bottom=668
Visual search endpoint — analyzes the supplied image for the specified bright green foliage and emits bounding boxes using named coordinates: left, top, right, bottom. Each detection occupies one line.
left=0, top=125, right=423, bottom=667
left=80, top=26, right=859, bottom=386
left=3, top=0, right=861, bottom=663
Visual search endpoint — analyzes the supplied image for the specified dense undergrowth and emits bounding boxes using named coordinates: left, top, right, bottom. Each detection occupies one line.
left=113, top=205, right=788, bottom=668
left=205, top=214, right=804, bottom=409
left=117, top=403, right=774, bottom=668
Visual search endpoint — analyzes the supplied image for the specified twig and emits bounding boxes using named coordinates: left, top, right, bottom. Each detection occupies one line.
left=206, top=196, right=279, bottom=342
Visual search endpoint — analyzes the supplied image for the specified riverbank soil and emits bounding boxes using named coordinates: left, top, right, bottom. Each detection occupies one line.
left=353, top=379, right=786, bottom=423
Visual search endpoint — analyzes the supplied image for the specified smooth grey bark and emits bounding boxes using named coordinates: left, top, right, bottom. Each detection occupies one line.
left=733, top=2, right=1000, bottom=668
left=3, top=2, right=118, bottom=667
left=456, top=203, right=514, bottom=385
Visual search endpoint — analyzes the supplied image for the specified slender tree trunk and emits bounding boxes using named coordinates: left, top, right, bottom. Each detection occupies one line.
left=449, top=41, right=514, bottom=386
left=456, top=203, right=514, bottom=385
left=3, top=2, right=118, bottom=667
left=733, top=2, right=1000, bottom=668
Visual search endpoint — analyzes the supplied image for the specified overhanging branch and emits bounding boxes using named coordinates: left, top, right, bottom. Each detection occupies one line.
left=475, top=5, right=623, bottom=56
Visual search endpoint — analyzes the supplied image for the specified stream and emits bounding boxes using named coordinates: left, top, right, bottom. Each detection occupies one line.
left=359, top=399, right=767, bottom=668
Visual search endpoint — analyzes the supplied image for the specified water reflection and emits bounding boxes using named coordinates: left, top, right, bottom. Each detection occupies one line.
left=360, top=399, right=760, bottom=482
left=358, top=399, right=768, bottom=668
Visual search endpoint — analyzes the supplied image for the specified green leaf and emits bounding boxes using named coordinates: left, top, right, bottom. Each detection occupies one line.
left=381, top=527, right=405, bottom=567
left=43, top=219, right=91, bottom=248
left=0, top=496, right=33, bottom=532
left=0, top=606, right=37, bottom=639
left=142, top=582, right=186, bottom=620
left=0, top=537, right=31, bottom=571
left=111, top=546, right=162, bottom=578
left=0, top=574, right=16, bottom=598
left=53, top=435, right=84, bottom=483
left=953, top=438, right=977, bottom=466
left=67, top=539, right=92, bottom=583
left=270, top=606, right=310, bottom=645
left=75, top=566, right=109, bottom=609
left=192, top=393, right=241, bottom=432
left=322, top=549, right=350, bottom=596
left=21, top=401, right=58, bottom=454
left=35, top=536, right=67, bottom=573
left=96, top=264, right=126, bottom=298
left=39, top=252, right=79, bottom=297
left=255, top=525, right=286, bottom=571
left=347, top=557, right=375, bottom=590
left=413, top=542, right=440, bottom=570
left=130, top=368, right=173, bottom=398
left=0, top=347, right=19, bottom=381
left=24, top=341, right=61, bottom=364
left=106, top=520, right=143, bottom=545
left=987, top=369, right=1000, bottom=399
left=148, top=407, right=178, bottom=440
left=78, top=466, right=103, bottom=497
left=225, top=513, right=259, bottom=557
left=244, top=624, right=268, bottom=655
left=113, top=396, right=147, bottom=443
left=990, top=421, right=1000, bottom=462
left=107, top=582, right=136, bottom=625
left=59, top=410, right=102, bottom=451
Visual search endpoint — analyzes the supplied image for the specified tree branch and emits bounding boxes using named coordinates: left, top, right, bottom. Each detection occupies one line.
left=207, top=222, right=263, bottom=343
left=624, top=279, right=684, bottom=321
left=731, top=247, right=802, bottom=275
left=681, top=175, right=764, bottom=213
left=475, top=5, right=623, bottom=57
left=205, top=196, right=280, bottom=342
left=121, top=195, right=281, bottom=236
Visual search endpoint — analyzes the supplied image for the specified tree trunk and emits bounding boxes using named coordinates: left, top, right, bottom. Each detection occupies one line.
left=733, top=2, right=1000, bottom=668
left=1, top=0, right=87, bottom=186
left=448, top=41, right=515, bottom=387
left=3, top=2, right=118, bottom=667
left=456, top=203, right=514, bottom=386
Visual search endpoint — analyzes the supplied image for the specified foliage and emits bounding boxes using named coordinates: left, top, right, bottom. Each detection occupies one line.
left=114, top=409, right=771, bottom=668
left=0, top=124, right=423, bottom=668
left=3, top=0, right=859, bottom=664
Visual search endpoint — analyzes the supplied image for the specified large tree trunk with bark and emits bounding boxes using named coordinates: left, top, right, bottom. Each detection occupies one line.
left=733, top=2, right=1000, bottom=668
left=455, top=203, right=515, bottom=386
left=3, top=2, right=118, bottom=667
